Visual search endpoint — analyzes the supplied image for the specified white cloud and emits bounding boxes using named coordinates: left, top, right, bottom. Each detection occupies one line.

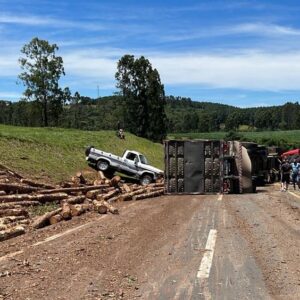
left=160, top=23, right=300, bottom=42
left=0, top=92, right=21, bottom=99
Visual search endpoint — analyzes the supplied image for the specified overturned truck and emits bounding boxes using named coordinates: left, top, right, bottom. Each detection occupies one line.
left=164, top=140, right=256, bottom=194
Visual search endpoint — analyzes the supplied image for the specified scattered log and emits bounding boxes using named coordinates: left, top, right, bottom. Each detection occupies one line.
left=102, top=200, right=118, bottom=214
left=0, top=224, right=8, bottom=231
left=110, top=176, right=121, bottom=187
left=93, top=200, right=107, bottom=214
left=32, top=208, right=62, bottom=229
left=132, top=189, right=164, bottom=201
left=118, top=189, right=145, bottom=202
left=0, top=201, right=40, bottom=209
left=147, top=182, right=164, bottom=188
left=20, top=179, right=55, bottom=189
left=147, top=186, right=165, bottom=193
left=0, top=216, right=27, bottom=225
left=86, top=189, right=104, bottom=199
left=98, top=171, right=106, bottom=180
left=66, top=195, right=86, bottom=205
left=123, top=184, right=131, bottom=193
left=19, top=219, right=30, bottom=226
left=76, top=172, right=86, bottom=184
left=0, top=183, right=40, bottom=193
left=0, top=226, right=25, bottom=242
left=0, top=171, right=7, bottom=176
left=39, top=185, right=109, bottom=194
left=0, top=193, right=68, bottom=203
left=93, top=179, right=105, bottom=186
left=0, top=208, right=29, bottom=217
left=97, top=189, right=119, bottom=201
left=0, top=191, right=6, bottom=196
left=0, top=179, right=9, bottom=183
left=61, top=202, right=72, bottom=220
left=49, top=214, right=63, bottom=225
left=70, top=204, right=87, bottom=217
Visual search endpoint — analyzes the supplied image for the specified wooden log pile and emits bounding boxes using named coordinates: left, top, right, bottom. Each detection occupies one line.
left=0, top=167, right=165, bottom=242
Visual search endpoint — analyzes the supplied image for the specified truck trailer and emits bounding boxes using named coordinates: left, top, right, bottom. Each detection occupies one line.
left=164, top=140, right=256, bottom=194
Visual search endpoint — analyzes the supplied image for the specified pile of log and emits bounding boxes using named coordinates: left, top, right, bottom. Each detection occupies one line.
left=0, top=167, right=164, bottom=242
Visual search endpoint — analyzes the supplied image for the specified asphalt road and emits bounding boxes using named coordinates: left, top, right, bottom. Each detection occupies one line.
left=0, top=186, right=299, bottom=300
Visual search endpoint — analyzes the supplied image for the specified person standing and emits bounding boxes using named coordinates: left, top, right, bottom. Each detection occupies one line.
left=291, top=158, right=300, bottom=190
left=281, top=159, right=292, bottom=191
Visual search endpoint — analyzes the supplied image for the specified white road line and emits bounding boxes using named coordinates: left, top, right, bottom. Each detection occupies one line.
left=197, top=229, right=217, bottom=279
left=217, top=194, right=223, bottom=201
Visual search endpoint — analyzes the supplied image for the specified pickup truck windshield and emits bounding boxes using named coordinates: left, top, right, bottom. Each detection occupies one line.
left=139, top=155, right=148, bottom=165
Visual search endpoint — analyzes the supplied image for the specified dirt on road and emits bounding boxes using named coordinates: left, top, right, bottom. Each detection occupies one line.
left=0, top=186, right=299, bottom=300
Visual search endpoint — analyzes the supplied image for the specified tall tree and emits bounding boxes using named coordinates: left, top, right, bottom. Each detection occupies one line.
left=115, top=55, right=167, bottom=142
left=18, top=37, right=66, bottom=126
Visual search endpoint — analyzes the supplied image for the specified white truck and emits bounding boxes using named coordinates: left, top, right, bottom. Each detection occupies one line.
left=85, top=146, right=163, bottom=185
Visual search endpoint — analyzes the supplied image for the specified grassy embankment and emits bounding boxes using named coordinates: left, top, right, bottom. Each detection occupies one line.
left=0, top=125, right=163, bottom=183
left=169, top=130, right=300, bottom=148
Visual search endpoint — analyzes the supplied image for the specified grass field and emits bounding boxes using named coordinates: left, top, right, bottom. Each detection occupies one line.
left=168, top=130, right=300, bottom=147
left=0, top=125, right=164, bottom=183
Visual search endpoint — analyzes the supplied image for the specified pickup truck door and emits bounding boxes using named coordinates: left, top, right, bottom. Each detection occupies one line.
left=124, top=152, right=139, bottom=173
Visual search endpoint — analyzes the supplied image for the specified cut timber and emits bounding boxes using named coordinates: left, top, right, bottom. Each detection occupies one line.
left=76, top=172, right=86, bottom=184
left=70, top=204, right=86, bottom=217
left=20, top=179, right=55, bottom=189
left=0, top=224, right=8, bottom=231
left=0, top=183, right=40, bottom=193
left=86, top=189, right=104, bottom=199
left=123, top=184, right=131, bottom=193
left=110, top=176, right=121, bottom=187
left=119, top=189, right=146, bottom=201
left=147, top=182, right=164, bottom=188
left=0, top=201, right=40, bottom=209
left=133, top=190, right=164, bottom=201
left=102, top=200, right=118, bottom=214
left=0, top=216, right=26, bottom=224
left=146, top=186, right=165, bottom=193
left=0, top=193, right=68, bottom=203
left=32, top=208, right=62, bottom=229
left=0, top=208, right=29, bottom=217
left=0, top=226, right=25, bottom=242
left=71, top=176, right=81, bottom=186
left=97, top=189, right=119, bottom=201
left=39, top=185, right=109, bottom=194
left=0, top=191, right=6, bottom=196
left=49, top=214, right=63, bottom=225
left=66, top=195, right=86, bottom=205
left=94, top=179, right=105, bottom=186
left=98, top=171, right=106, bottom=180
left=92, top=200, right=107, bottom=214
left=61, top=202, right=72, bottom=220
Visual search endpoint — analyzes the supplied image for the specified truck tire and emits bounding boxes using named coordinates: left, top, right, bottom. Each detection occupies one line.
left=140, top=174, right=153, bottom=186
left=96, top=159, right=109, bottom=171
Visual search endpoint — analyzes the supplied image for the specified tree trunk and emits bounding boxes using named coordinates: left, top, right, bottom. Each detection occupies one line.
left=43, top=97, right=48, bottom=127
left=20, top=179, right=55, bottom=189
left=32, top=208, right=62, bottom=229
left=70, top=204, right=86, bottom=217
left=118, top=188, right=146, bottom=201
left=0, top=201, right=40, bottom=209
left=110, top=176, right=121, bottom=187
left=96, top=189, right=119, bottom=201
left=61, top=202, right=71, bottom=220
left=49, top=214, right=63, bottom=225
left=39, top=185, right=109, bottom=194
left=92, top=200, right=107, bottom=214
left=133, top=189, right=164, bottom=201
left=0, top=209, right=29, bottom=217
left=66, top=195, right=86, bottom=205
left=86, top=189, right=104, bottom=199
left=0, top=216, right=27, bottom=225
left=102, top=200, right=118, bottom=214
left=0, top=193, right=68, bottom=203
left=0, top=183, right=40, bottom=193
left=0, top=226, right=25, bottom=242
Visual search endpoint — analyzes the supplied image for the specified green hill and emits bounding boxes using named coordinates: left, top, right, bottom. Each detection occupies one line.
left=0, top=125, right=163, bottom=183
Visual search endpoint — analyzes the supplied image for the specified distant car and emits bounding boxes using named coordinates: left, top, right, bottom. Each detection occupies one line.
left=85, top=146, right=163, bottom=185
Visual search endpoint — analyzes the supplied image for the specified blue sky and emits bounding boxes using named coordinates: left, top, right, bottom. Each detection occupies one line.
left=1, top=0, right=300, bottom=107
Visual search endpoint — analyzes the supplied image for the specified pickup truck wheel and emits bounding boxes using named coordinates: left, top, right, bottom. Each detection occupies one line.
left=97, top=160, right=109, bottom=171
left=140, top=174, right=153, bottom=186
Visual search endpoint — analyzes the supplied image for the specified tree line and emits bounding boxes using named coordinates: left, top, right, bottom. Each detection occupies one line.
left=1, top=37, right=300, bottom=141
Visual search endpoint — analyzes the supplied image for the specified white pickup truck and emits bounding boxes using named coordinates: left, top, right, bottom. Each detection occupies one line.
left=85, top=146, right=163, bottom=185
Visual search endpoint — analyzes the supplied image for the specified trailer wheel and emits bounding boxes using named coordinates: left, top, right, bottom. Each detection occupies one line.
left=97, top=159, right=109, bottom=171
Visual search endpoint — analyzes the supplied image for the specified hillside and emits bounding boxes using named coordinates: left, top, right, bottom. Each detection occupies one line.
left=169, top=130, right=300, bottom=148
left=0, top=125, right=164, bottom=183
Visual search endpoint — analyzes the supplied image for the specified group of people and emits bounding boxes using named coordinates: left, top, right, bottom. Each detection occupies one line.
left=280, top=158, right=300, bottom=191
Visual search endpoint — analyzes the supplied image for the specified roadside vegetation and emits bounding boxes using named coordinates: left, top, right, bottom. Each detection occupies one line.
left=0, top=124, right=163, bottom=183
